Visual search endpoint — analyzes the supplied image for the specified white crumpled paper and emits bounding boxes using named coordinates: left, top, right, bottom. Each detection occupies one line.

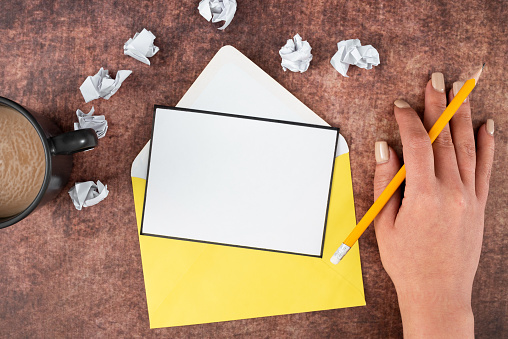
left=68, top=180, right=109, bottom=211
left=80, top=67, right=132, bottom=103
left=74, top=107, right=108, bottom=139
left=198, top=0, right=237, bottom=30
left=124, top=28, right=159, bottom=65
left=279, top=34, right=313, bottom=73
left=330, top=39, right=380, bottom=77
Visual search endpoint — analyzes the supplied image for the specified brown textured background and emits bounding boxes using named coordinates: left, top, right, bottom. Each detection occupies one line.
left=0, top=0, right=506, bottom=337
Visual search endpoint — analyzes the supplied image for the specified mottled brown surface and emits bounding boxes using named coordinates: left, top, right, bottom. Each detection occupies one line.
left=0, top=0, right=507, bottom=337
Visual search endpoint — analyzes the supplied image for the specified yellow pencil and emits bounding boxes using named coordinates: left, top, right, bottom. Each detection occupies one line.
left=331, top=64, right=485, bottom=265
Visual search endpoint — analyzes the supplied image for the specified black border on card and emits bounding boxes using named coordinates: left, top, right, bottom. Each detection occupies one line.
left=140, top=105, right=340, bottom=258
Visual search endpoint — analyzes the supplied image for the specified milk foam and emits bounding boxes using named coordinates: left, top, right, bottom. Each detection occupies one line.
left=0, top=105, right=46, bottom=218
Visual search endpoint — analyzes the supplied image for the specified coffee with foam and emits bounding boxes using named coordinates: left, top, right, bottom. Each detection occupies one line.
left=0, top=104, right=46, bottom=218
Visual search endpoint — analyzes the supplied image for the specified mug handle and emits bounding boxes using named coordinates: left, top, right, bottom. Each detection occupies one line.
left=49, top=128, right=98, bottom=155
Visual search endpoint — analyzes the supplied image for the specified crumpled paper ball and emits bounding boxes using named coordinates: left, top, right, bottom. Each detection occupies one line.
left=279, top=34, right=313, bottom=73
left=330, top=39, right=380, bottom=77
left=198, top=0, right=237, bottom=30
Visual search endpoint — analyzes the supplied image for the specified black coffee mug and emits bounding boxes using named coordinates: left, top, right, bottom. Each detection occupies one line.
left=0, top=96, right=98, bottom=229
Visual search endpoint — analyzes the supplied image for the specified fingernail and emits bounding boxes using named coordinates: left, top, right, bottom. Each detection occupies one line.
left=394, top=99, right=410, bottom=108
left=486, top=119, right=494, bottom=136
left=375, top=141, right=389, bottom=164
left=453, top=81, right=467, bottom=103
left=431, top=72, right=445, bottom=93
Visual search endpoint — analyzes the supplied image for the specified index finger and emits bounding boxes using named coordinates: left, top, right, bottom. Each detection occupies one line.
left=394, top=100, right=435, bottom=183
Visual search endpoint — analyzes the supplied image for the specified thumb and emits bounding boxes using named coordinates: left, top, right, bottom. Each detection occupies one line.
left=373, top=141, right=402, bottom=233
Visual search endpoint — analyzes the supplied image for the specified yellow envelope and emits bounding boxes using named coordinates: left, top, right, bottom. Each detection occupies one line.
left=131, top=46, right=365, bottom=328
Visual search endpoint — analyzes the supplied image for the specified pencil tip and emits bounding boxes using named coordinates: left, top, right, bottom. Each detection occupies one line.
left=472, top=64, right=484, bottom=84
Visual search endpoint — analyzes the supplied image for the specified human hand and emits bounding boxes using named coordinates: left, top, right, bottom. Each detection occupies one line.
left=373, top=72, right=495, bottom=338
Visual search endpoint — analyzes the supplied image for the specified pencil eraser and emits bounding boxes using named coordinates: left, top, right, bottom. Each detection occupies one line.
left=330, top=255, right=340, bottom=265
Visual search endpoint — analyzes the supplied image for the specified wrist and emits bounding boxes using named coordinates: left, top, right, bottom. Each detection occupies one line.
left=396, top=285, right=474, bottom=338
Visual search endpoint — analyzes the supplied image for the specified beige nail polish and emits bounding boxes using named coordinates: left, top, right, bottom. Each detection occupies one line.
left=453, top=81, right=467, bottom=103
left=431, top=72, right=445, bottom=93
left=394, top=99, right=410, bottom=108
left=486, top=119, right=494, bottom=136
left=375, top=141, right=389, bottom=164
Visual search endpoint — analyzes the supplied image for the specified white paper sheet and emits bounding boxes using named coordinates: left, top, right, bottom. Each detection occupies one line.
left=141, top=107, right=338, bottom=256
left=80, top=68, right=132, bottom=103
left=124, top=28, right=159, bottom=65
left=198, top=0, right=237, bottom=30
left=279, top=34, right=313, bottom=73
left=330, top=39, right=380, bottom=77
left=73, top=107, right=108, bottom=139
left=68, top=180, right=109, bottom=210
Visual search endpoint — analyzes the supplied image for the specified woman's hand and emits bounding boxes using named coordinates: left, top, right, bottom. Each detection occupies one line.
left=373, top=72, right=495, bottom=338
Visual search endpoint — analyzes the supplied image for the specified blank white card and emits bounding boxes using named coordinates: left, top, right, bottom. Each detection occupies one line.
left=141, top=107, right=338, bottom=256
